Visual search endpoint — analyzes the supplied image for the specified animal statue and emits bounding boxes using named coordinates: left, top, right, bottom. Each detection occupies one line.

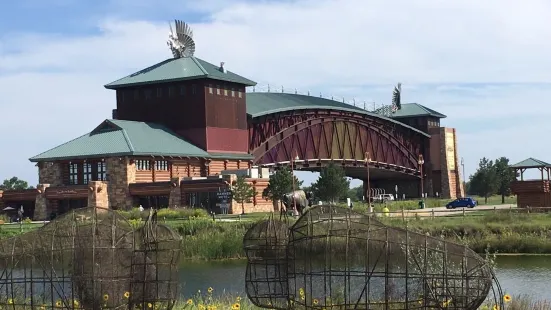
left=244, top=205, right=504, bottom=310
left=0, top=207, right=181, bottom=310
left=281, top=190, right=313, bottom=216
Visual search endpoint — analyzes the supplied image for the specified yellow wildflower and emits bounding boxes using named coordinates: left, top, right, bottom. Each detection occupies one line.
left=207, top=287, right=214, bottom=293
left=504, top=294, right=512, bottom=303
left=147, top=302, right=153, bottom=308
left=493, top=305, right=500, bottom=310
left=40, top=305, right=46, bottom=310
left=313, top=298, right=319, bottom=305
left=186, top=299, right=193, bottom=305
left=7, top=299, right=13, bottom=305
left=236, top=296, right=241, bottom=302
left=198, top=305, right=206, bottom=310
left=232, top=303, right=241, bottom=310
left=73, top=299, right=79, bottom=307
left=55, top=300, right=62, bottom=307
left=124, top=291, right=131, bottom=299
left=103, top=294, right=109, bottom=301
left=207, top=305, right=217, bottom=310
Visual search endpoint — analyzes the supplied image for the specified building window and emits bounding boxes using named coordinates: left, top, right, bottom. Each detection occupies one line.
left=83, top=163, right=92, bottom=184
left=192, top=84, right=197, bottom=95
left=231, top=88, right=235, bottom=97
left=155, top=160, right=168, bottom=171
left=216, top=85, right=221, bottom=95
left=238, top=91, right=242, bottom=98
left=134, top=89, right=140, bottom=100
left=224, top=89, right=228, bottom=96
left=136, top=160, right=151, bottom=171
left=180, top=85, right=186, bottom=96
left=69, top=163, right=79, bottom=185
left=157, top=88, right=162, bottom=98
left=144, top=89, right=152, bottom=100
left=97, top=161, right=106, bottom=181
left=209, top=84, right=213, bottom=94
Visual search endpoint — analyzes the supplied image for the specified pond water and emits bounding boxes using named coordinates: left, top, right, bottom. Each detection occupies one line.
left=178, top=255, right=551, bottom=300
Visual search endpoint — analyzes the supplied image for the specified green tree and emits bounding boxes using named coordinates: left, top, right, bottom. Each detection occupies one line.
left=468, top=157, right=497, bottom=204
left=348, top=185, right=364, bottom=202
left=0, top=177, right=33, bottom=190
left=494, top=157, right=517, bottom=203
left=231, top=176, right=256, bottom=215
left=311, top=163, right=350, bottom=203
left=262, top=167, right=303, bottom=211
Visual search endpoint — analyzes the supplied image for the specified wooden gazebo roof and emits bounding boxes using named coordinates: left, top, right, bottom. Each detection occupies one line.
left=510, top=158, right=551, bottom=170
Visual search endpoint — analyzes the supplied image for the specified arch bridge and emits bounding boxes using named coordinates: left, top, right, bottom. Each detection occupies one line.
left=246, top=93, right=429, bottom=185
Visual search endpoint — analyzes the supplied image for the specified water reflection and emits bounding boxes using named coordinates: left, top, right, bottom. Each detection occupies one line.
left=178, top=256, right=551, bottom=300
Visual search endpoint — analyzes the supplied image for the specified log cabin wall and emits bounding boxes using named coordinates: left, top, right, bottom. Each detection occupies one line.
left=171, top=158, right=204, bottom=178
left=209, top=159, right=246, bottom=175
left=132, top=158, right=172, bottom=183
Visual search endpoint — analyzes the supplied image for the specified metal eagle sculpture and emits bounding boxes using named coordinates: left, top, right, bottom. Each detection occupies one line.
left=167, top=19, right=196, bottom=58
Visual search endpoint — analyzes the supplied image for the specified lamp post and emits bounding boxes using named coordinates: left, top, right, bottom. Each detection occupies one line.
left=418, top=154, right=425, bottom=198
left=365, top=152, right=372, bottom=208
left=461, top=157, right=466, bottom=195
left=291, top=153, right=300, bottom=215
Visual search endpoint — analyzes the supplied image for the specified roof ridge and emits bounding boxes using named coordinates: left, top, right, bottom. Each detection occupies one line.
left=190, top=57, right=209, bottom=75
left=120, top=129, right=135, bottom=153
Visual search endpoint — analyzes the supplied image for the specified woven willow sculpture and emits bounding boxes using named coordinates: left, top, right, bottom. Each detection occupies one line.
left=0, top=207, right=181, bottom=309
left=244, top=205, right=504, bottom=310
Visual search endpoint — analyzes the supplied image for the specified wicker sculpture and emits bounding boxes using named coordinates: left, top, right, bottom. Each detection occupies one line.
left=0, top=207, right=181, bottom=309
left=244, top=205, right=504, bottom=309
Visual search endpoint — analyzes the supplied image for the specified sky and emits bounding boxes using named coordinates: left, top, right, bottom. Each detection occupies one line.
left=1, top=0, right=550, bottom=188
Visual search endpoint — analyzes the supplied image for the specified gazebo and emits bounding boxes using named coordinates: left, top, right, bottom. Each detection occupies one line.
left=510, top=158, right=551, bottom=208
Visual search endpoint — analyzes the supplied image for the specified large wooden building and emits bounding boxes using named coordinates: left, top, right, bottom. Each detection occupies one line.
left=0, top=37, right=464, bottom=220
left=0, top=56, right=273, bottom=220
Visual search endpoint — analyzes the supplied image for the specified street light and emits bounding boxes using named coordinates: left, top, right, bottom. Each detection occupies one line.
left=461, top=157, right=466, bottom=196
left=291, top=153, right=300, bottom=215
left=418, top=154, right=425, bottom=198
left=364, top=152, right=372, bottom=208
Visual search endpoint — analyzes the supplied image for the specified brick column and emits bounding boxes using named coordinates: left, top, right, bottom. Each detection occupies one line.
left=106, top=157, right=136, bottom=210
left=87, top=181, right=108, bottom=213
left=34, top=184, right=50, bottom=220
left=168, top=177, right=183, bottom=208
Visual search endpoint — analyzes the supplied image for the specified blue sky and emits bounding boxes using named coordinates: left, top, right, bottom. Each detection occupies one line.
left=1, top=0, right=551, bottom=188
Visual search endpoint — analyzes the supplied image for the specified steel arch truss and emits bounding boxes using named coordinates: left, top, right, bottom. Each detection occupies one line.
left=249, top=110, right=426, bottom=175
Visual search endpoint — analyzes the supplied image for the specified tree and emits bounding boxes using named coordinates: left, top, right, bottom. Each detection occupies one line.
left=231, top=176, right=256, bottom=215
left=349, top=185, right=364, bottom=202
left=494, top=157, right=517, bottom=203
left=262, top=167, right=303, bottom=211
left=311, top=163, right=350, bottom=203
left=0, top=177, right=33, bottom=190
left=468, top=157, right=497, bottom=204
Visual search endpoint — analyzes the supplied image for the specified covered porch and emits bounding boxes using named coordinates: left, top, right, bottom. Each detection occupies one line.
left=510, top=158, right=551, bottom=208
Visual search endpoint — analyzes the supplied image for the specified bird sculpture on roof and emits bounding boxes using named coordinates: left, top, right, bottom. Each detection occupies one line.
left=167, top=20, right=196, bottom=58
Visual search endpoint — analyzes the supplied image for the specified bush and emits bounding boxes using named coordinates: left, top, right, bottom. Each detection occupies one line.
left=117, top=208, right=209, bottom=221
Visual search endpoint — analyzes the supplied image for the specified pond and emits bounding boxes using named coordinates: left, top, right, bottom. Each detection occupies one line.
left=178, top=255, right=551, bottom=300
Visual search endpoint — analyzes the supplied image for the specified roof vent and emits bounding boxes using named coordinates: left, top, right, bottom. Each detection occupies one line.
left=219, top=62, right=226, bottom=73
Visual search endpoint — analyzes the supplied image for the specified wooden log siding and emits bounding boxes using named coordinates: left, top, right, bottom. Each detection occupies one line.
left=129, top=182, right=174, bottom=196
left=133, top=159, right=171, bottom=183
left=171, top=159, right=203, bottom=178
left=246, top=178, right=270, bottom=206
left=209, top=159, right=241, bottom=175
left=45, top=185, right=89, bottom=199
left=1, top=189, right=39, bottom=202
left=511, top=180, right=551, bottom=208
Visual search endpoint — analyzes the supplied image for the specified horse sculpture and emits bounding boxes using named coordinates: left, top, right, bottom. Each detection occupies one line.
left=244, top=205, right=504, bottom=310
left=281, top=190, right=313, bottom=216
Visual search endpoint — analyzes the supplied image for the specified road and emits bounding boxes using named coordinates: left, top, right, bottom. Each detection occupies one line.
left=395, top=204, right=517, bottom=217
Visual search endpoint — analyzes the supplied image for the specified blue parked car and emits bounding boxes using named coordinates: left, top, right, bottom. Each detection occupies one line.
left=446, top=197, right=477, bottom=209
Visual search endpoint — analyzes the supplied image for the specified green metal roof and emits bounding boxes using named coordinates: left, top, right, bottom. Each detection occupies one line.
left=245, top=92, right=430, bottom=137
left=104, top=57, right=256, bottom=89
left=510, top=158, right=551, bottom=169
left=30, top=119, right=212, bottom=162
left=391, top=103, right=447, bottom=119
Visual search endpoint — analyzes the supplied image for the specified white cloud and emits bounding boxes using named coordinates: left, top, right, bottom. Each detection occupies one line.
left=1, top=0, right=550, bottom=185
